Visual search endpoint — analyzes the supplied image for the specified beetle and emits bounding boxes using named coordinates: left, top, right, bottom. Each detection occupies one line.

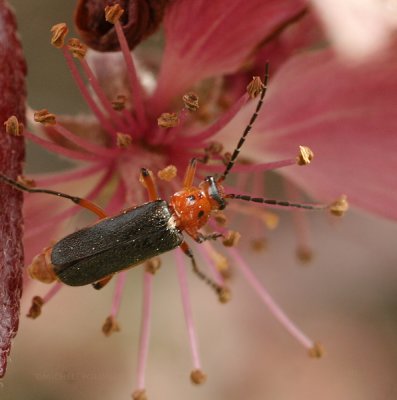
left=0, top=64, right=327, bottom=298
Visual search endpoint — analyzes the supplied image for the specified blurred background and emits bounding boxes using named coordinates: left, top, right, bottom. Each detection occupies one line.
left=2, top=1, right=397, bottom=399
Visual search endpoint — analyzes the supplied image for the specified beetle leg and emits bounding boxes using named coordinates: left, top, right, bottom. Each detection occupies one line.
left=140, top=168, right=159, bottom=200
left=193, top=232, right=224, bottom=244
left=92, top=274, right=114, bottom=290
left=179, top=241, right=226, bottom=300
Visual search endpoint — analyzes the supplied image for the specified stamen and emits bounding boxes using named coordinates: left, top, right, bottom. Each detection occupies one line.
left=133, top=272, right=153, bottom=395
left=182, top=92, right=200, bottom=112
left=67, top=38, right=87, bottom=59
left=117, top=132, right=133, bottom=148
left=190, top=369, right=207, bottom=385
left=329, top=195, right=349, bottom=216
left=17, top=175, right=35, bottom=187
left=251, top=238, right=268, bottom=252
left=175, top=250, right=205, bottom=374
left=145, top=257, right=161, bottom=274
left=246, top=76, right=264, bottom=99
left=50, top=23, right=68, bottom=48
left=26, top=282, right=63, bottom=319
left=33, top=109, right=56, bottom=125
left=60, top=46, right=119, bottom=136
left=104, top=4, right=124, bottom=24
left=132, top=389, right=147, bottom=400
left=112, top=94, right=127, bottom=111
left=102, top=316, right=120, bottom=336
left=110, top=7, right=147, bottom=129
left=222, top=230, right=241, bottom=247
left=228, top=247, right=318, bottom=352
left=157, top=165, right=177, bottom=182
left=199, top=241, right=230, bottom=281
left=296, top=146, right=314, bottom=166
left=308, top=342, right=325, bottom=358
left=157, top=112, right=179, bottom=128
left=4, top=115, right=23, bottom=136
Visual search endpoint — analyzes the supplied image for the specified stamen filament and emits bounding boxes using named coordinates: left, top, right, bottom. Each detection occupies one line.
left=113, top=21, right=147, bottom=131
left=135, top=271, right=153, bottom=391
left=61, top=47, right=119, bottom=137
left=227, top=248, right=315, bottom=350
left=24, top=130, right=102, bottom=162
left=175, top=249, right=202, bottom=370
left=42, top=282, right=63, bottom=303
left=110, top=271, right=128, bottom=317
left=35, top=163, right=105, bottom=186
left=176, top=93, right=250, bottom=145
left=79, top=58, right=131, bottom=133
left=52, top=123, right=118, bottom=157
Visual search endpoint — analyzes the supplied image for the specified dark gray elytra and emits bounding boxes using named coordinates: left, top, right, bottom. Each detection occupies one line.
left=51, top=200, right=183, bottom=286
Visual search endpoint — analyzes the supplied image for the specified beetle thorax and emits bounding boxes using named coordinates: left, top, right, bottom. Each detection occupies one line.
left=170, top=187, right=213, bottom=234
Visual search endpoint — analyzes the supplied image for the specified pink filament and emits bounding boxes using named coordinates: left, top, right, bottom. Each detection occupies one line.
left=80, top=58, right=130, bottom=133
left=135, top=271, right=153, bottom=390
left=228, top=247, right=314, bottom=350
left=61, top=47, right=118, bottom=137
left=24, top=130, right=100, bottom=162
left=114, top=21, right=146, bottom=130
left=110, top=271, right=128, bottom=317
left=175, top=248, right=202, bottom=370
left=42, top=282, right=63, bottom=303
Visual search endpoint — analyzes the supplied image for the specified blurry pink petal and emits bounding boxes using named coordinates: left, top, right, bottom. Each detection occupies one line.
left=310, top=0, right=397, bottom=61
left=245, top=50, right=397, bottom=220
left=0, top=0, right=26, bottom=377
left=153, top=0, right=306, bottom=110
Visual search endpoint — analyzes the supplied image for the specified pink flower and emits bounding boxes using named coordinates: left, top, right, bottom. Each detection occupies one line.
left=3, top=0, right=396, bottom=397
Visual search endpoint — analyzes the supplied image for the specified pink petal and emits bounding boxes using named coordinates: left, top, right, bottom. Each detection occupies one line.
left=0, top=1, right=26, bottom=377
left=310, top=0, right=397, bottom=61
left=153, top=0, right=307, bottom=111
left=246, top=49, right=397, bottom=220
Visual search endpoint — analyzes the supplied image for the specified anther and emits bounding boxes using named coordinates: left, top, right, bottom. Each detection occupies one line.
left=157, top=112, right=179, bottom=128
left=145, top=257, right=162, bottom=274
left=250, top=238, right=267, bottom=252
left=4, top=115, right=23, bottom=136
left=116, top=132, right=133, bottom=148
left=246, top=76, right=264, bottom=99
left=213, top=211, right=227, bottom=226
left=67, top=38, right=87, bottom=59
left=329, top=195, right=349, bottom=216
left=190, top=369, right=207, bottom=385
left=157, top=165, right=177, bottom=182
left=105, top=4, right=124, bottom=24
left=26, top=296, right=44, bottom=319
left=205, top=141, right=223, bottom=155
left=34, top=109, right=57, bottom=125
left=132, top=389, right=147, bottom=400
left=28, top=248, right=57, bottom=283
left=112, top=94, right=127, bottom=110
left=296, top=246, right=314, bottom=264
left=296, top=145, right=314, bottom=166
left=222, top=152, right=231, bottom=165
left=102, top=315, right=121, bottom=336
left=182, top=92, right=199, bottom=111
left=308, top=341, right=325, bottom=358
left=50, top=23, right=68, bottom=48
left=222, top=230, right=241, bottom=247
left=218, top=286, right=232, bottom=303
left=17, top=175, right=36, bottom=188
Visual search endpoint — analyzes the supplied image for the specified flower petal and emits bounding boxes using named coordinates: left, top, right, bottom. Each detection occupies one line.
left=153, top=0, right=307, bottom=111
left=248, top=49, right=397, bottom=220
left=310, top=0, right=397, bottom=61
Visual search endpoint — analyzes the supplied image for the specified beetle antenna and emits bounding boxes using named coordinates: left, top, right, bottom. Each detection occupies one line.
left=225, top=193, right=328, bottom=211
left=218, top=62, right=270, bottom=183
left=0, top=173, right=107, bottom=218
